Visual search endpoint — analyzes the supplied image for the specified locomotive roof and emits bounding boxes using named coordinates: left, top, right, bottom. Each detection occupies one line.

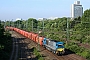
left=46, top=38, right=64, bottom=44
left=51, top=40, right=59, bottom=42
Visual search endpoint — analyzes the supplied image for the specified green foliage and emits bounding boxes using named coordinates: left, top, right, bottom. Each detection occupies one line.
left=82, top=9, right=90, bottom=22
left=0, top=24, right=4, bottom=37
left=0, top=45, right=4, bottom=50
left=38, top=57, right=43, bottom=60
left=0, top=23, right=12, bottom=60
left=65, top=42, right=90, bottom=59
left=33, top=47, right=44, bottom=60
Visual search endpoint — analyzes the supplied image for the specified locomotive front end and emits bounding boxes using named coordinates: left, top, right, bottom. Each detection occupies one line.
left=56, top=48, right=65, bottom=55
left=56, top=42, right=65, bottom=55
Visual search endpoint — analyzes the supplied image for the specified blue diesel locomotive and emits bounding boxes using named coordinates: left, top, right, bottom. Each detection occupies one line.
left=43, top=38, right=65, bottom=55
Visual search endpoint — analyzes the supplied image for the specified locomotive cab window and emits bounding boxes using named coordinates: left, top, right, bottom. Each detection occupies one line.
left=57, top=44, right=64, bottom=48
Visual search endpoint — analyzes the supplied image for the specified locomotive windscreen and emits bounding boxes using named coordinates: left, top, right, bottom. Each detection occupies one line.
left=58, top=44, right=64, bottom=48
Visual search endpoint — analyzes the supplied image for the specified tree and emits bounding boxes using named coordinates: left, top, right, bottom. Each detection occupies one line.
left=14, top=20, right=23, bottom=28
left=0, top=23, right=12, bottom=60
left=26, top=18, right=38, bottom=31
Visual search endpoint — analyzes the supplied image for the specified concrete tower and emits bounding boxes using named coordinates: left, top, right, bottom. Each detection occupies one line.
left=71, top=1, right=83, bottom=19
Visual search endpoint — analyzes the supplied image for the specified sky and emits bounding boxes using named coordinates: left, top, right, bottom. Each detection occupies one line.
left=0, top=0, right=90, bottom=21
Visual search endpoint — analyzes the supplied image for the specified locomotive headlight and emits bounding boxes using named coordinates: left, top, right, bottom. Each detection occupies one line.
left=57, top=48, right=64, bottom=52
left=56, top=48, right=65, bottom=55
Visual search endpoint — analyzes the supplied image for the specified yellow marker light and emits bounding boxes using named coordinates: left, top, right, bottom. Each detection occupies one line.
left=57, top=48, right=64, bottom=51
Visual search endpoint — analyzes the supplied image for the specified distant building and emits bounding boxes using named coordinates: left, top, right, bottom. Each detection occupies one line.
left=71, top=1, right=83, bottom=19
left=47, top=17, right=58, bottom=20
left=38, top=17, right=58, bottom=21
left=16, top=18, right=22, bottom=20
left=38, top=18, right=47, bottom=21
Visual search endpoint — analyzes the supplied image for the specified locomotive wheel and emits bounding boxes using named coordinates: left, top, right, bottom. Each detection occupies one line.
left=53, top=51, right=56, bottom=54
left=57, top=53, right=59, bottom=56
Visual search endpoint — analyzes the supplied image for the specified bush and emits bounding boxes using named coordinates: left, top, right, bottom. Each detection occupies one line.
left=33, top=47, right=44, bottom=60
left=0, top=26, right=12, bottom=60
left=65, top=42, right=90, bottom=59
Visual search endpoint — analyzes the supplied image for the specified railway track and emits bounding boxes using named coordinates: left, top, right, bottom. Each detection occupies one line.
left=12, top=31, right=64, bottom=60
left=14, top=31, right=36, bottom=60
left=10, top=31, right=18, bottom=60
left=10, top=31, right=87, bottom=60
left=17, top=34, right=26, bottom=60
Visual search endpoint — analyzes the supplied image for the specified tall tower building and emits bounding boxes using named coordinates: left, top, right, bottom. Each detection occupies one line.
left=71, top=1, right=83, bottom=19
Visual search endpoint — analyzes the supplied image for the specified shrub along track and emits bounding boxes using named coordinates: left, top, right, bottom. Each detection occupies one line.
left=78, top=43, right=90, bottom=50
left=62, top=37, right=90, bottom=50
left=11, top=31, right=86, bottom=60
